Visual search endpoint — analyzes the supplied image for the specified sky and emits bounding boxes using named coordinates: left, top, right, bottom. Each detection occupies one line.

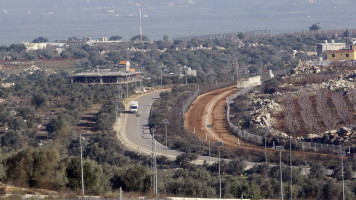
left=0, top=0, right=355, bottom=45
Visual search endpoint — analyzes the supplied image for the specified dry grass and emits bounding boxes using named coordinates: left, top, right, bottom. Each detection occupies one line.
left=273, top=92, right=356, bottom=137
left=0, top=182, right=58, bottom=196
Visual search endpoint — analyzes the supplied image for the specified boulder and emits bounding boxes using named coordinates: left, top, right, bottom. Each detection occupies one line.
left=314, top=67, right=321, bottom=74
left=338, top=127, right=352, bottom=136
left=307, top=134, right=322, bottom=140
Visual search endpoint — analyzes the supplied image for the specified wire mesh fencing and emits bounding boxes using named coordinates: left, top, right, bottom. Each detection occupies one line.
left=226, top=86, right=354, bottom=155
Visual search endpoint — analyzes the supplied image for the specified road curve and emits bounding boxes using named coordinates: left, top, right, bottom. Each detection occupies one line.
left=117, top=90, right=178, bottom=159
left=117, top=89, right=229, bottom=164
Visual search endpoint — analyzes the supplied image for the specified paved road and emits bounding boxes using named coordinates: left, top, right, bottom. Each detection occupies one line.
left=120, top=90, right=230, bottom=164
left=121, top=90, right=181, bottom=159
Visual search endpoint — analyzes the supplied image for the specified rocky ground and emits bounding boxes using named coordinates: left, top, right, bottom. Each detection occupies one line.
left=231, top=61, right=356, bottom=147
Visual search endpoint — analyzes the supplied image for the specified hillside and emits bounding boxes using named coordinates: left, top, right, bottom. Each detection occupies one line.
left=230, top=61, right=356, bottom=148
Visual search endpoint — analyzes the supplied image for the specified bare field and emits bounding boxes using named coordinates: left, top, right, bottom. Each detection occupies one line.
left=0, top=58, right=80, bottom=75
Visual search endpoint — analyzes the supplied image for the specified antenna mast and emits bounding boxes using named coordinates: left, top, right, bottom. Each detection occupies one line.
left=139, top=0, right=143, bottom=42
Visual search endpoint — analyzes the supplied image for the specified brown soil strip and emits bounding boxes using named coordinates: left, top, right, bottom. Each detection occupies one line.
left=185, top=86, right=340, bottom=158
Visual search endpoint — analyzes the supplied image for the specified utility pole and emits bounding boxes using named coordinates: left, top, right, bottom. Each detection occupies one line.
left=207, top=125, right=212, bottom=162
left=233, top=59, right=239, bottom=81
left=117, top=85, right=122, bottom=102
left=211, top=73, right=213, bottom=84
left=290, top=138, right=292, bottom=200
left=154, top=139, right=158, bottom=195
left=276, top=146, right=285, bottom=200
left=215, top=142, right=223, bottom=199
left=126, top=77, right=129, bottom=98
left=120, top=86, right=123, bottom=102
left=338, top=151, right=346, bottom=200
left=210, top=58, right=213, bottom=84
left=160, top=64, right=163, bottom=89
left=152, top=133, right=158, bottom=195
left=140, top=79, right=142, bottom=91
left=151, top=132, right=154, bottom=194
left=163, top=119, right=169, bottom=149
left=79, top=134, right=85, bottom=196
left=115, top=94, right=119, bottom=121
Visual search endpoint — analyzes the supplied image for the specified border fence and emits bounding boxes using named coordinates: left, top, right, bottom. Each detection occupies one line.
left=179, top=74, right=354, bottom=155
left=226, top=86, right=354, bottom=155
left=173, top=28, right=356, bottom=43
left=173, top=30, right=271, bottom=42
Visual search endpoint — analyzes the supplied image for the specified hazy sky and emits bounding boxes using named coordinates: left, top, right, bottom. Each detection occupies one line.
left=0, top=0, right=355, bottom=45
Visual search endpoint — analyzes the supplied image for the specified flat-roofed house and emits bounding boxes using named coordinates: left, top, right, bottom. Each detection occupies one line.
left=327, top=44, right=356, bottom=61
left=317, top=40, right=347, bottom=56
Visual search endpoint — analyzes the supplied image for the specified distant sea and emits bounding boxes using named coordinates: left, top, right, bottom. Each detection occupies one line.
left=0, top=0, right=355, bottom=45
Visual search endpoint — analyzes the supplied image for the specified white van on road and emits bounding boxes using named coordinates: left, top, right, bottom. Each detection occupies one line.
left=130, top=101, right=138, bottom=113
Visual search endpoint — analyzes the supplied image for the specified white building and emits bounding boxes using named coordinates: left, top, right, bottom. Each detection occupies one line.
left=23, top=42, right=47, bottom=51
left=317, top=40, right=347, bottom=56
left=183, top=65, right=197, bottom=77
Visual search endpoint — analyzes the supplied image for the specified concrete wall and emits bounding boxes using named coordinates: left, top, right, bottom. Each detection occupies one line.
left=237, top=76, right=261, bottom=88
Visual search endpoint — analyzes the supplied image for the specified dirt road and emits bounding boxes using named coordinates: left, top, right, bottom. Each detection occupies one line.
left=184, top=86, right=344, bottom=158
left=185, top=86, right=256, bottom=149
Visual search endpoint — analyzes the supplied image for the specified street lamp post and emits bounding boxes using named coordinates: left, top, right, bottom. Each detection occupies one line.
left=207, top=124, right=213, bottom=162
left=338, top=151, right=346, bottom=200
left=163, top=119, right=169, bottom=149
left=276, top=146, right=285, bottom=200
left=215, top=142, right=224, bottom=199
